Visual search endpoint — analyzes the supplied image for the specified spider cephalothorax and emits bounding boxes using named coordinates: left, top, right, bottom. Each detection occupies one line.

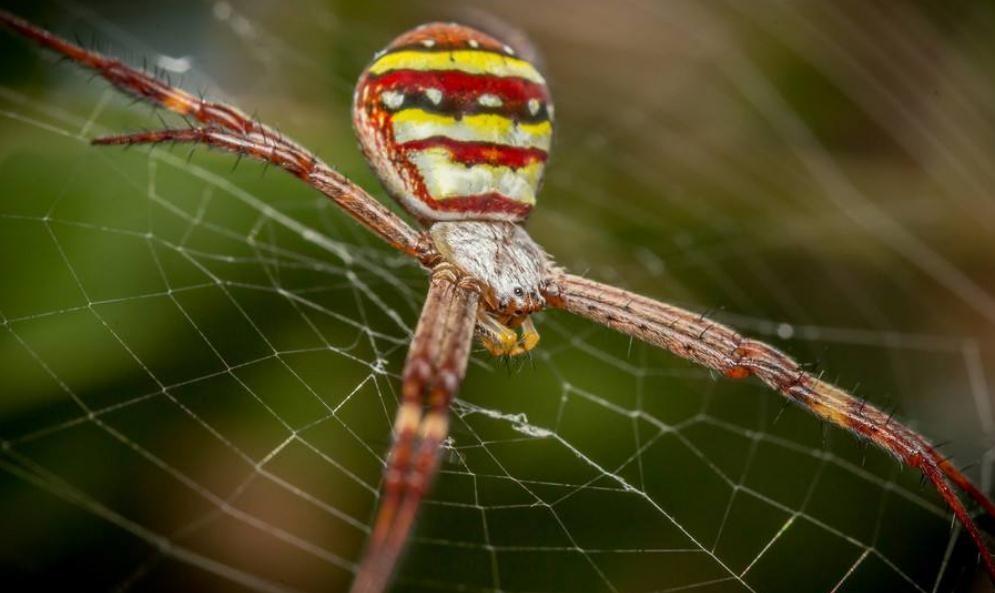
left=431, top=220, right=554, bottom=354
left=3, top=11, right=994, bottom=593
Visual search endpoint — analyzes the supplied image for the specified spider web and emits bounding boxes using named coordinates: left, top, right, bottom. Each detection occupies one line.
left=2, top=1, right=995, bottom=592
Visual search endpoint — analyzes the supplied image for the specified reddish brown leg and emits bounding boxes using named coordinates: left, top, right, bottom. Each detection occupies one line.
left=350, top=265, right=480, bottom=593
left=547, top=273, right=995, bottom=581
left=1, top=10, right=263, bottom=136
left=0, top=10, right=429, bottom=260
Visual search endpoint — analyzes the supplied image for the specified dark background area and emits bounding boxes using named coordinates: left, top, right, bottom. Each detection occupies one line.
left=1, top=1, right=994, bottom=592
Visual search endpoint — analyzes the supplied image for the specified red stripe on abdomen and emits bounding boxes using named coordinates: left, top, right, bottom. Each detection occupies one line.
left=399, top=137, right=547, bottom=168
left=424, top=192, right=533, bottom=216
left=370, top=69, right=550, bottom=114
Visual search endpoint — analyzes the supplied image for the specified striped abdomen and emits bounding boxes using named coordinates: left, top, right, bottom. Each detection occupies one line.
left=353, top=23, right=553, bottom=223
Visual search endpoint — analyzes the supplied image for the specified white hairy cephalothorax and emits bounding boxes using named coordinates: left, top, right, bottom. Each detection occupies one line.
left=429, top=220, right=553, bottom=315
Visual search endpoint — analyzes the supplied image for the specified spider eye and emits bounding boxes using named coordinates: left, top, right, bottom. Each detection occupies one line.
left=513, top=287, right=524, bottom=297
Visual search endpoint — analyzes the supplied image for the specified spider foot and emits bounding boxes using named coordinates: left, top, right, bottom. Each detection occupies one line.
left=478, top=315, right=540, bottom=357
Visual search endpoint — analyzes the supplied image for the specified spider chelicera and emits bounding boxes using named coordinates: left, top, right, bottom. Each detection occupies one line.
left=2, top=11, right=993, bottom=593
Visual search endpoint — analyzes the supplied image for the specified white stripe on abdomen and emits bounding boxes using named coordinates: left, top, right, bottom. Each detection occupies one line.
left=408, top=149, right=542, bottom=204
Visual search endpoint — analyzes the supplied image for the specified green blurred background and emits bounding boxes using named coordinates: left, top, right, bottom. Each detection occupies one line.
left=2, top=1, right=995, bottom=592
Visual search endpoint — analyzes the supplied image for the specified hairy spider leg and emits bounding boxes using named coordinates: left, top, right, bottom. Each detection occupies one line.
left=350, top=265, right=479, bottom=593
left=549, top=273, right=995, bottom=581
left=0, top=10, right=427, bottom=259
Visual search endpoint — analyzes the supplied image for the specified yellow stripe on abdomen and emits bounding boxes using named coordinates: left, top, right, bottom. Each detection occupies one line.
left=369, top=50, right=546, bottom=84
left=391, top=109, right=552, bottom=151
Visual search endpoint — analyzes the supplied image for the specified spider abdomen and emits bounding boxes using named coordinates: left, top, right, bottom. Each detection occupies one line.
left=353, top=23, right=553, bottom=223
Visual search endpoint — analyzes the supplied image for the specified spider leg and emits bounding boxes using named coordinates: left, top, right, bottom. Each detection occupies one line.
left=0, top=10, right=430, bottom=260
left=0, top=11, right=251, bottom=134
left=350, top=264, right=480, bottom=593
left=546, top=272, right=995, bottom=581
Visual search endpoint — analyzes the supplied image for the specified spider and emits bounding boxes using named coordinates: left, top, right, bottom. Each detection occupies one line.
left=2, top=11, right=994, bottom=593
